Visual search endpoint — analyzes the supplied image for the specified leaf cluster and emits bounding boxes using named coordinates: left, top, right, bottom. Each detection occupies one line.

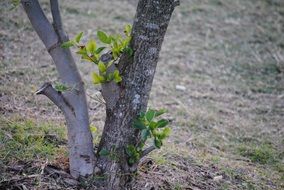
left=134, top=109, right=171, bottom=148
left=54, top=82, right=70, bottom=92
left=61, top=24, right=133, bottom=85
left=126, top=109, right=171, bottom=164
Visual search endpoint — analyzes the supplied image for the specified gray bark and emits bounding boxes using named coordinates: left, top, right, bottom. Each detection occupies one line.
left=21, top=0, right=178, bottom=188
left=96, top=0, right=179, bottom=189
left=21, top=0, right=94, bottom=178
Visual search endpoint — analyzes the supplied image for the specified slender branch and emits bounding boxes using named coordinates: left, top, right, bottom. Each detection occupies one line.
left=21, top=0, right=59, bottom=51
left=141, top=146, right=156, bottom=158
left=50, top=0, right=68, bottom=42
left=50, top=0, right=62, bottom=29
left=36, top=82, right=75, bottom=117
left=22, top=0, right=83, bottom=84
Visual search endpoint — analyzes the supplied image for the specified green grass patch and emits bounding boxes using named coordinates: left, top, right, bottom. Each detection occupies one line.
left=0, top=117, right=66, bottom=166
left=237, top=142, right=280, bottom=165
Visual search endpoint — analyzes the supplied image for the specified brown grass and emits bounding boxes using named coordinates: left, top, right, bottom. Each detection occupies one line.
left=1, top=0, right=283, bottom=189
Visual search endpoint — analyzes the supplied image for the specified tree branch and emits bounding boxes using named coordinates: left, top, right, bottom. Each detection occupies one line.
left=36, top=82, right=75, bottom=117
left=22, top=0, right=83, bottom=85
left=141, top=146, right=156, bottom=158
left=50, top=0, right=68, bottom=42
left=21, top=0, right=59, bottom=52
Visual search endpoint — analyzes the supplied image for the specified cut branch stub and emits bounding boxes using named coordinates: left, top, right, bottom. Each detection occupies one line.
left=35, top=82, right=52, bottom=95
left=35, top=82, right=75, bottom=117
left=100, top=53, right=120, bottom=110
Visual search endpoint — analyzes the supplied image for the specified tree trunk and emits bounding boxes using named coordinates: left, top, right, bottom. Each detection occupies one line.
left=21, top=0, right=94, bottom=178
left=96, top=0, right=178, bottom=189
left=21, top=0, right=178, bottom=187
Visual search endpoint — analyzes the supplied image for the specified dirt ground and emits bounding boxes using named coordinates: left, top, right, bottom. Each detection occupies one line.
left=0, top=0, right=284, bottom=189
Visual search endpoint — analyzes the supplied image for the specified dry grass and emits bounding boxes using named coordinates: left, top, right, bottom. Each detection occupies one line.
left=0, top=0, right=284, bottom=189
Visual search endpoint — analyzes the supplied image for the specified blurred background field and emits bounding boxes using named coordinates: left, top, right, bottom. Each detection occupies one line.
left=0, top=0, right=283, bottom=189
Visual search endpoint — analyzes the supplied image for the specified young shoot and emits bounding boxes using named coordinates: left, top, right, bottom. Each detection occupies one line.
left=61, top=25, right=133, bottom=85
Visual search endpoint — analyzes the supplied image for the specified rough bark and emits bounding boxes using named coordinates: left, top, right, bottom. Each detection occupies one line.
left=21, top=0, right=178, bottom=187
left=96, top=0, right=179, bottom=189
left=21, top=0, right=94, bottom=178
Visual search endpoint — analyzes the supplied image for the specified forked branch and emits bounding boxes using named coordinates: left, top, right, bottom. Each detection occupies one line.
left=22, top=0, right=94, bottom=178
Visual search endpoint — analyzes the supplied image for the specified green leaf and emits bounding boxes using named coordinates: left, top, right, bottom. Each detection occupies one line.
left=81, top=54, right=94, bottom=62
left=146, top=109, right=155, bottom=122
left=154, top=138, right=162, bottom=149
left=54, top=82, right=69, bottom=92
left=141, top=129, right=150, bottom=142
left=112, top=50, right=119, bottom=59
left=112, top=40, right=119, bottom=49
left=134, top=152, right=140, bottom=160
left=95, top=47, right=106, bottom=54
left=157, top=127, right=171, bottom=140
left=92, top=72, right=104, bottom=84
left=155, top=109, right=167, bottom=117
left=149, top=121, right=157, bottom=130
left=107, top=73, right=114, bottom=81
left=137, top=142, right=145, bottom=150
left=98, top=62, right=107, bottom=73
left=123, top=47, right=133, bottom=56
left=156, top=119, right=169, bottom=128
left=152, top=129, right=158, bottom=136
left=76, top=47, right=87, bottom=55
left=113, top=70, right=122, bottom=83
left=86, top=39, right=96, bottom=54
left=133, top=119, right=146, bottom=130
left=97, top=31, right=111, bottom=44
left=162, top=127, right=171, bottom=138
left=61, top=40, right=74, bottom=48
left=124, top=24, right=132, bottom=37
left=126, top=145, right=136, bottom=156
left=139, top=112, right=146, bottom=118
left=99, top=148, right=110, bottom=156
left=75, top=32, right=83, bottom=43
left=106, top=61, right=114, bottom=68
left=92, top=54, right=99, bottom=64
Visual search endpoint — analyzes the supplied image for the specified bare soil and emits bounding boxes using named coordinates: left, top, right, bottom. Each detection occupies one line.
left=0, top=0, right=284, bottom=189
